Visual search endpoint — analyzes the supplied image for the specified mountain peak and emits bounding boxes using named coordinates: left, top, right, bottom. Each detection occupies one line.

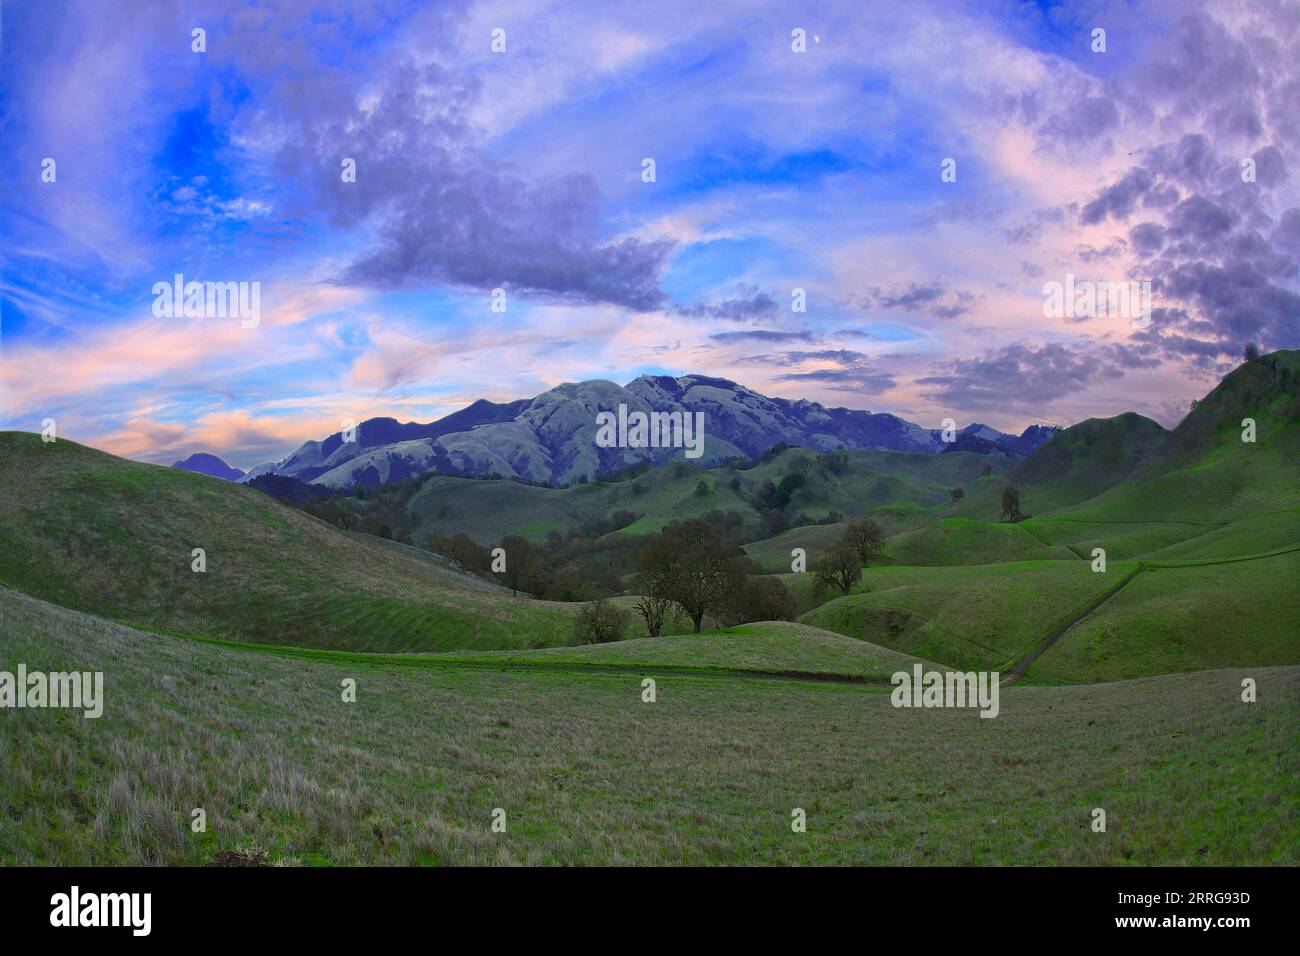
left=172, top=453, right=245, bottom=481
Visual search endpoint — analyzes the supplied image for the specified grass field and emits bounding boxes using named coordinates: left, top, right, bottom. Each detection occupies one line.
left=3, top=587, right=1294, bottom=866
left=0, top=433, right=593, bottom=652
left=1, top=355, right=1297, bottom=867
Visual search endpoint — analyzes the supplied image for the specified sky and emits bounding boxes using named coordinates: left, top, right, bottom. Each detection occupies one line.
left=1, top=0, right=1298, bottom=470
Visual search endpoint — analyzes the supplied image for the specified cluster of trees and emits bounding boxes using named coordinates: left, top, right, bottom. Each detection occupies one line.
left=813, top=516, right=885, bottom=597
left=630, top=518, right=794, bottom=635
left=299, top=475, right=427, bottom=543
left=431, top=531, right=632, bottom=602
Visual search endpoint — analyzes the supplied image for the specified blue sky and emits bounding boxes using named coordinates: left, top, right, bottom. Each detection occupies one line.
left=2, top=0, right=1297, bottom=468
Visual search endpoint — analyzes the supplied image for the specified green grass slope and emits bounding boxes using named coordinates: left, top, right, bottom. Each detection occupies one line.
left=4, top=586, right=1295, bottom=865
left=408, top=460, right=764, bottom=543
left=1028, top=549, right=1300, bottom=683
left=406, top=446, right=1013, bottom=545
left=955, top=353, right=1300, bottom=560
left=0, top=432, right=590, bottom=651
left=948, top=413, right=1166, bottom=521
left=798, top=560, right=1137, bottom=672
left=431, top=620, right=934, bottom=682
left=883, top=517, right=1075, bottom=566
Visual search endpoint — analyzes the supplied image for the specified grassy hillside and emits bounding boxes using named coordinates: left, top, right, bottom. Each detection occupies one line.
left=0, top=432, right=593, bottom=651
left=738, top=448, right=1011, bottom=521
left=1028, top=550, right=1300, bottom=682
left=405, top=447, right=1012, bottom=545
left=946, top=414, right=1164, bottom=521
left=431, top=621, right=936, bottom=682
left=745, top=513, right=1072, bottom=572
left=950, top=352, right=1299, bottom=536
left=798, top=560, right=1139, bottom=671
left=1136, top=508, right=1300, bottom=562
left=3, top=586, right=1294, bottom=865
left=882, top=517, right=1075, bottom=566
left=742, top=523, right=847, bottom=573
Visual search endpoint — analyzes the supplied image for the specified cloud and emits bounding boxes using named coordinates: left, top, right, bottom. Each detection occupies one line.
left=745, top=349, right=870, bottom=367
left=1041, top=10, right=1300, bottom=363
left=854, top=281, right=981, bottom=319
left=774, top=362, right=897, bottom=395
left=680, top=289, right=780, bottom=322
left=708, top=329, right=818, bottom=344
left=268, top=60, right=677, bottom=310
left=916, top=341, right=1154, bottom=412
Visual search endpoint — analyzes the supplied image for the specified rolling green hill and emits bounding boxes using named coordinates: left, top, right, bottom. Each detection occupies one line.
left=429, top=620, right=936, bottom=682
left=951, top=413, right=1166, bottom=521
left=3, top=585, right=1294, bottom=865
left=1028, top=549, right=1300, bottom=682
left=0, top=432, right=593, bottom=652
left=405, top=446, right=1013, bottom=545
left=945, top=351, right=1300, bottom=560
left=798, top=560, right=1138, bottom=671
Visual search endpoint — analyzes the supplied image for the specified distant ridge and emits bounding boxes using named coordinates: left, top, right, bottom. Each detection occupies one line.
left=171, top=452, right=245, bottom=481
left=241, top=374, right=1054, bottom=489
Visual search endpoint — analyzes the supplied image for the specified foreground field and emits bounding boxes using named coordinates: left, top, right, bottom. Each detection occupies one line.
left=2, top=587, right=1294, bottom=866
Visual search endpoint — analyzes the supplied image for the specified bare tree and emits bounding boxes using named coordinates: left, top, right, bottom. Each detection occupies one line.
left=843, top=517, right=885, bottom=567
left=814, top=541, right=863, bottom=596
left=634, top=590, right=673, bottom=637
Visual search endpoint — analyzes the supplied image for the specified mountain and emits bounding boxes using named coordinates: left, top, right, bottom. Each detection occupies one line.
left=172, top=452, right=245, bottom=481
left=242, top=374, right=1053, bottom=489
left=940, top=422, right=1058, bottom=457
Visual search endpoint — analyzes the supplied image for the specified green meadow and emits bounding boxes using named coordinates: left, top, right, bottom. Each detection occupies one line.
left=2, top=588, right=1294, bottom=866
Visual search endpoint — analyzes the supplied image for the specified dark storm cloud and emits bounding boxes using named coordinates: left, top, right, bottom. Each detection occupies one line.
left=1129, top=222, right=1167, bottom=255
left=1077, top=240, right=1127, bottom=263
left=1037, top=10, right=1300, bottom=364
left=1080, top=168, right=1156, bottom=225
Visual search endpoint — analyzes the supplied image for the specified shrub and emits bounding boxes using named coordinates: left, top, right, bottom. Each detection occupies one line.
left=574, top=599, right=630, bottom=644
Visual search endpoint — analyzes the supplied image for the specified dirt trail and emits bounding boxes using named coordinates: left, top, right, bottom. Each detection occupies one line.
left=1001, top=566, right=1143, bottom=685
